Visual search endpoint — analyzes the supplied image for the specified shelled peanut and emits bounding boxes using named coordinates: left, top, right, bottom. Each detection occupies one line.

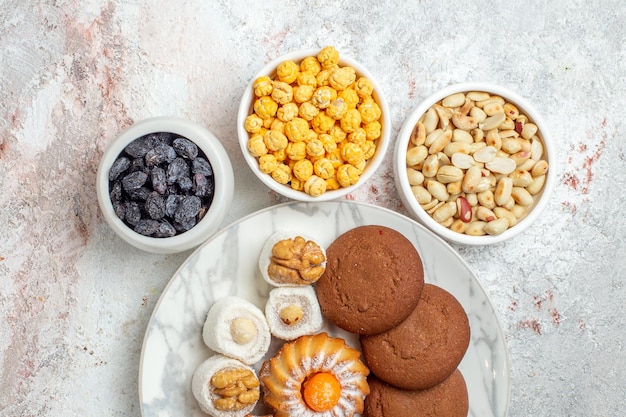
left=405, top=91, right=549, bottom=236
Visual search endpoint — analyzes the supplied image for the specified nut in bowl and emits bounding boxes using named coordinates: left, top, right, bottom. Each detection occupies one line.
left=238, top=46, right=391, bottom=201
left=96, top=116, right=234, bottom=253
left=394, top=83, right=556, bottom=245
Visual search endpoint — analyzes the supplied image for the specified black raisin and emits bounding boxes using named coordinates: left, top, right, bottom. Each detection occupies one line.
left=122, top=171, right=148, bottom=192
left=191, top=157, right=213, bottom=176
left=193, top=173, right=214, bottom=197
left=128, top=186, right=150, bottom=201
left=167, top=157, right=189, bottom=183
left=124, top=135, right=159, bottom=158
left=109, top=181, right=123, bottom=202
left=155, top=220, right=177, bottom=238
left=113, top=202, right=126, bottom=220
left=125, top=202, right=142, bottom=226
left=174, top=217, right=197, bottom=232
left=130, top=157, right=146, bottom=173
left=174, top=195, right=201, bottom=224
left=145, top=192, right=166, bottom=220
left=134, top=219, right=160, bottom=236
left=173, top=137, right=198, bottom=159
left=165, top=194, right=183, bottom=217
left=151, top=167, right=167, bottom=194
left=109, top=157, right=131, bottom=181
left=178, top=176, right=193, bottom=192
left=145, top=143, right=176, bottom=167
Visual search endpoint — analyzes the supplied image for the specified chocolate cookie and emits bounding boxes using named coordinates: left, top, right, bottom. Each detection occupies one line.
left=315, top=225, right=424, bottom=335
left=360, top=283, right=470, bottom=390
left=364, top=370, right=469, bottom=417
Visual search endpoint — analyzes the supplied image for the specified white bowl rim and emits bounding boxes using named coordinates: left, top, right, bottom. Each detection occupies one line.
left=96, top=116, right=234, bottom=253
left=394, top=82, right=557, bottom=246
left=237, top=48, right=391, bottom=202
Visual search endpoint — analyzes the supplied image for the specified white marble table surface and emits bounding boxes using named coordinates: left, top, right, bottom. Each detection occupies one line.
left=1, top=1, right=625, bottom=416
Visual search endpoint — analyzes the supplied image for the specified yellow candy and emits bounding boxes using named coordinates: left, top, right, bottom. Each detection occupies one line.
left=328, top=124, right=347, bottom=143
left=270, top=118, right=285, bottom=134
left=293, top=85, right=315, bottom=103
left=285, top=117, right=310, bottom=142
left=299, top=101, right=319, bottom=121
left=326, top=148, right=344, bottom=168
left=325, top=177, right=341, bottom=190
left=313, top=158, right=335, bottom=179
left=315, top=69, right=331, bottom=86
left=286, top=141, right=307, bottom=161
left=304, top=175, right=327, bottom=197
left=258, top=154, right=279, bottom=174
left=312, top=86, right=337, bottom=109
left=364, top=121, right=382, bottom=141
left=306, top=138, right=325, bottom=158
left=329, top=66, right=356, bottom=91
left=317, top=46, right=340, bottom=69
left=338, top=88, right=359, bottom=109
left=347, top=127, right=367, bottom=145
left=277, top=60, right=299, bottom=84
left=300, top=56, right=321, bottom=75
left=340, top=108, right=362, bottom=133
left=326, top=98, right=348, bottom=120
left=253, top=76, right=273, bottom=97
left=362, top=140, right=377, bottom=160
left=264, top=130, right=288, bottom=151
left=277, top=102, right=299, bottom=122
left=271, top=163, right=292, bottom=184
left=337, top=163, right=360, bottom=187
left=290, top=177, right=305, bottom=191
left=297, top=71, right=317, bottom=87
left=247, top=134, right=268, bottom=157
left=358, top=98, right=382, bottom=123
left=254, top=96, right=278, bottom=119
left=318, top=134, right=337, bottom=153
left=271, top=81, right=294, bottom=105
left=355, top=77, right=374, bottom=98
left=340, top=142, right=364, bottom=166
left=311, top=112, right=335, bottom=134
left=293, top=159, right=314, bottom=181
left=244, top=114, right=264, bottom=134
left=273, top=148, right=287, bottom=162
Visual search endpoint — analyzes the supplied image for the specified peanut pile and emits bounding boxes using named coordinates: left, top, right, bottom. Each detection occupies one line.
left=405, top=91, right=549, bottom=236
left=244, top=46, right=383, bottom=197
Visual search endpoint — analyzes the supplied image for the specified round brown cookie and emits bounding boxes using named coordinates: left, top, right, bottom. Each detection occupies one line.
left=360, top=283, right=470, bottom=390
left=315, top=225, right=424, bottom=335
left=364, top=370, right=469, bottom=417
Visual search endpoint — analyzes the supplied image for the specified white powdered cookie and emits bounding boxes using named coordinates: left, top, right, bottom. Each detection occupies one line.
left=265, top=285, right=323, bottom=340
left=202, top=296, right=270, bottom=365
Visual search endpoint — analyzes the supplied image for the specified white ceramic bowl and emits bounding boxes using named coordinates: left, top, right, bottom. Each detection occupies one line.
left=96, top=116, right=234, bottom=253
left=394, top=82, right=556, bottom=245
left=237, top=48, right=391, bottom=202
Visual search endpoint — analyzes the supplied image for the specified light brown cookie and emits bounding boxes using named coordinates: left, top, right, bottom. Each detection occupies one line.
left=315, top=225, right=424, bottom=335
left=360, top=283, right=470, bottom=390
left=364, top=369, right=469, bottom=417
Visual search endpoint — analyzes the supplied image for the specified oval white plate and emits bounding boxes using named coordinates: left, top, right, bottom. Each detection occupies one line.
left=139, top=201, right=510, bottom=417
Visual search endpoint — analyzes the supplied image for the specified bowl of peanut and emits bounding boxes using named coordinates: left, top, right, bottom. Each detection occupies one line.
left=394, top=83, right=556, bottom=245
left=238, top=46, right=390, bottom=201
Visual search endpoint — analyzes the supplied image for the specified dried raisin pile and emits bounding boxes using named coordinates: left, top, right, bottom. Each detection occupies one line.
left=108, top=132, right=215, bottom=238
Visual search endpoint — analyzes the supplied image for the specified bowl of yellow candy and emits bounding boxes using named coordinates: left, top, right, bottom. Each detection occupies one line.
left=237, top=46, right=390, bottom=201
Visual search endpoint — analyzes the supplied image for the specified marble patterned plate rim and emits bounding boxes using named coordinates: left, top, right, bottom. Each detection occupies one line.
left=138, top=200, right=511, bottom=417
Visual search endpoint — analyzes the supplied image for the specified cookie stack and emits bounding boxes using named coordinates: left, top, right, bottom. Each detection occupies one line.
left=316, top=225, right=470, bottom=417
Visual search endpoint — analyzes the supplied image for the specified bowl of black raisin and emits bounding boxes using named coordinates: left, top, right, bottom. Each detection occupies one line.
left=97, top=117, right=234, bottom=253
